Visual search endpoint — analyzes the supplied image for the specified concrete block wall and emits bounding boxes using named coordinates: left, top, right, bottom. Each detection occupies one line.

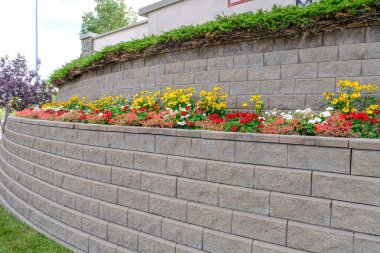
left=58, top=22, right=380, bottom=111
left=1, top=116, right=380, bottom=253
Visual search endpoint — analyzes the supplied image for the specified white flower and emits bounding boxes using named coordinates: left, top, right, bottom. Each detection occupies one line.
left=99, top=113, right=103, bottom=116
left=177, top=121, right=186, bottom=126
left=308, top=119, right=316, bottom=124
left=314, top=117, right=322, bottom=123
left=321, top=121, right=328, bottom=126
left=319, top=111, right=331, bottom=118
left=282, top=114, right=293, bottom=121
left=326, top=107, right=334, bottom=111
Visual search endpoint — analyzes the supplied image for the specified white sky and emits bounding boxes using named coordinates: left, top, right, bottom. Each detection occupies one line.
left=0, top=0, right=158, bottom=79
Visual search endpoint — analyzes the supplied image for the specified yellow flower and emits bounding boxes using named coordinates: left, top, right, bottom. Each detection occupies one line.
left=250, top=95, right=261, bottom=102
left=242, top=103, right=248, bottom=108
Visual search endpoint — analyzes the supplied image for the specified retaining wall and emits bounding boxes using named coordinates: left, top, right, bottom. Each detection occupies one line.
left=59, top=22, right=380, bottom=111
left=0, top=117, right=379, bottom=252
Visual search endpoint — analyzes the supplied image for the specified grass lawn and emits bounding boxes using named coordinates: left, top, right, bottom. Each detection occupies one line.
left=0, top=205, right=72, bottom=253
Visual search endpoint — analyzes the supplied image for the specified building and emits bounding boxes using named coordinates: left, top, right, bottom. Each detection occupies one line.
left=81, top=0, right=314, bottom=56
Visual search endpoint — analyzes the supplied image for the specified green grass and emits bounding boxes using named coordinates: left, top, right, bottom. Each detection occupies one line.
left=49, top=0, right=380, bottom=85
left=0, top=205, right=72, bottom=253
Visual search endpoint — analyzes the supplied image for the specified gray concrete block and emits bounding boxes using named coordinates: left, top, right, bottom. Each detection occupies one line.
left=162, top=218, right=203, bottom=249
left=177, top=178, right=219, bottom=205
left=288, top=145, right=351, bottom=174
left=254, top=166, right=311, bottom=195
left=332, top=200, right=380, bottom=235
left=299, top=46, right=338, bottom=63
left=187, top=202, right=232, bottom=233
left=149, top=194, right=187, bottom=222
left=318, top=60, right=362, bottom=77
left=287, top=221, right=353, bottom=253
left=232, top=211, right=287, bottom=245
left=166, top=156, right=207, bottom=180
left=264, top=50, right=298, bottom=65
left=203, top=229, right=252, bottom=253
left=281, top=63, right=318, bottom=79
left=206, top=160, right=254, bottom=187
left=235, top=142, right=287, bottom=167
left=140, top=172, right=177, bottom=197
left=312, top=172, right=380, bottom=206
left=270, top=192, right=331, bottom=226
left=219, top=185, right=269, bottom=215
left=354, top=233, right=380, bottom=253
left=107, top=223, right=139, bottom=251
left=352, top=150, right=380, bottom=177
left=138, top=233, right=176, bottom=253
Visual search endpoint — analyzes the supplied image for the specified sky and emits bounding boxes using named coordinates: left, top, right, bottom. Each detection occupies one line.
left=0, top=0, right=158, bottom=79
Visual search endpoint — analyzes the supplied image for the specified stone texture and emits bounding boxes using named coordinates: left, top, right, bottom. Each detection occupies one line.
left=287, top=221, right=353, bottom=253
left=140, top=172, right=176, bottom=197
left=138, top=233, right=176, bottom=253
left=352, top=150, right=380, bottom=177
left=106, top=149, right=134, bottom=168
left=287, top=145, right=351, bottom=173
left=134, top=152, right=167, bottom=174
left=252, top=240, right=308, bottom=253
left=107, top=224, right=139, bottom=251
left=149, top=194, right=187, bottom=222
left=187, top=202, right=232, bottom=233
left=190, top=139, right=235, bottom=162
left=235, top=142, right=287, bottom=167
left=232, top=211, right=287, bottom=245
left=254, top=166, right=311, bottom=195
left=177, top=178, right=219, bottom=205
left=332, top=200, right=380, bottom=235
left=219, top=185, right=269, bottom=215
left=318, top=60, right=362, bottom=77
left=99, top=202, right=128, bottom=226
left=166, top=157, right=207, bottom=180
left=312, top=172, right=380, bottom=206
left=354, top=233, right=380, bottom=253
left=206, top=161, right=254, bottom=187
left=162, top=219, right=203, bottom=249
left=118, top=188, right=149, bottom=211
left=203, top=229, right=252, bottom=253
left=111, top=167, right=140, bottom=189
left=270, top=192, right=331, bottom=226
left=128, top=209, right=162, bottom=237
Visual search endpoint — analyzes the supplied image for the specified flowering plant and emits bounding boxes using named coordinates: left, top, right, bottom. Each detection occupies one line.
left=323, top=80, right=379, bottom=114
left=16, top=80, right=380, bottom=138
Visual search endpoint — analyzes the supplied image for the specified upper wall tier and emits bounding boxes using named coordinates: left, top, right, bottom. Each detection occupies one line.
left=58, top=23, right=380, bottom=111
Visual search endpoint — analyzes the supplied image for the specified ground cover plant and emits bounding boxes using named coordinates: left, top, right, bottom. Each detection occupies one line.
left=0, top=206, right=72, bottom=253
left=17, top=80, right=380, bottom=138
left=49, top=0, right=380, bottom=85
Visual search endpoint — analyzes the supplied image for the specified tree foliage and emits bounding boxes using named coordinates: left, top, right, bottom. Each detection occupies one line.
left=0, top=54, right=55, bottom=131
left=81, top=0, right=137, bottom=34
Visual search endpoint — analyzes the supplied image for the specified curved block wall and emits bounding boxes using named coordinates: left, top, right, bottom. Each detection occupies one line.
left=1, top=117, right=380, bottom=253
left=58, top=22, right=380, bottom=111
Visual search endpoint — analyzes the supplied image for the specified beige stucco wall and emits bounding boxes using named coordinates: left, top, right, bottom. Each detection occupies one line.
left=93, top=21, right=149, bottom=51
left=146, top=0, right=294, bottom=34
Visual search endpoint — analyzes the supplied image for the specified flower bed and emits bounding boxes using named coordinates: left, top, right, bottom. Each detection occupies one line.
left=17, top=80, right=380, bottom=138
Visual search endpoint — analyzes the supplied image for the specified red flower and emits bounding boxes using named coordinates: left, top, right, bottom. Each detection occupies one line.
left=185, top=106, right=191, bottom=111
left=181, top=111, right=187, bottom=116
left=230, top=126, right=238, bottom=132
left=108, top=118, right=115, bottom=124
left=372, top=118, right=379, bottom=123
left=140, top=107, right=147, bottom=112
left=257, top=124, right=263, bottom=129
left=123, top=105, right=129, bottom=112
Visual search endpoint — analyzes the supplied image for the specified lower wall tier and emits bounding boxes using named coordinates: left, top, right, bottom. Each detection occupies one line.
left=0, top=117, right=379, bottom=253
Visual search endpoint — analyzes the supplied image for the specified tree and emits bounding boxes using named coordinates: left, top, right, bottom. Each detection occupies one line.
left=0, top=54, right=55, bottom=132
left=80, top=0, right=138, bottom=35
